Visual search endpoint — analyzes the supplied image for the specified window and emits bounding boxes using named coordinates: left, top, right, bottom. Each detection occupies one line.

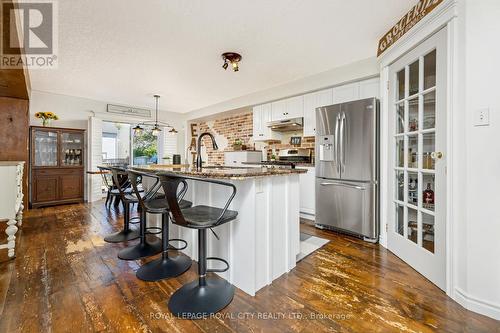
left=102, top=132, right=117, bottom=160
left=158, top=130, right=178, bottom=164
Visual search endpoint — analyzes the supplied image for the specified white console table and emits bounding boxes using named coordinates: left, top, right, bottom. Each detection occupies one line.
left=0, top=161, right=24, bottom=258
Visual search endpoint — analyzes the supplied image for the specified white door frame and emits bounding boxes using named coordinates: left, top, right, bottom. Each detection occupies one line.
left=378, top=0, right=460, bottom=297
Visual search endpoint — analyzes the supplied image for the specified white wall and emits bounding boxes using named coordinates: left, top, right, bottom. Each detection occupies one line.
left=29, top=90, right=188, bottom=154
left=186, top=57, right=379, bottom=121
left=459, top=0, right=500, bottom=319
left=29, top=90, right=188, bottom=201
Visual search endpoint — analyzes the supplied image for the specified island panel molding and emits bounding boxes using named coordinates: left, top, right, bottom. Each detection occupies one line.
left=136, top=166, right=302, bottom=296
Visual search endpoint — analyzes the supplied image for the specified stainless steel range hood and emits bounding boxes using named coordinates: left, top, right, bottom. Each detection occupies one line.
left=267, top=118, right=303, bottom=132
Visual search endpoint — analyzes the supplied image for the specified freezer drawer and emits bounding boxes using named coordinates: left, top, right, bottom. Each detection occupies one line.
left=315, top=178, right=378, bottom=240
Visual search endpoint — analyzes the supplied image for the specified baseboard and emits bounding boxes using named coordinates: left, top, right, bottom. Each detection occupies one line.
left=454, top=287, right=500, bottom=320
left=300, top=212, right=315, bottom=220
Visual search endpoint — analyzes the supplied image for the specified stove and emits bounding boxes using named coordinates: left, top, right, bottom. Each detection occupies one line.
left=277, top=148, right=312, bottom=163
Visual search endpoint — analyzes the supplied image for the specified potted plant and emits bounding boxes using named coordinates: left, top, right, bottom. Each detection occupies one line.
left=232, top=138, right=243, bottom=151
left=34, top=112, right=59, bottom=126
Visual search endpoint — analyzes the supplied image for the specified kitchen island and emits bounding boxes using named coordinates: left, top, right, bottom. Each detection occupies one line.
left=130, top=165, right=306, bottom=296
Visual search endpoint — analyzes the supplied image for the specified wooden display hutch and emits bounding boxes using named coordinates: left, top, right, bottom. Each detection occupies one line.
left=29, top=126, right=85, bottom=208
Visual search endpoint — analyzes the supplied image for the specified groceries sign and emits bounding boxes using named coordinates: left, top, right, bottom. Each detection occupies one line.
left=377, top=0, right=444, bottom=56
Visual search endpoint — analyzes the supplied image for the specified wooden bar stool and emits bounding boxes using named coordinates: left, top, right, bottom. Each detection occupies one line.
left=127, top=170, right=192, bottom=281
left=159, top=174, right=238, bottom=318
left=103, top=166, right=140, bottom=243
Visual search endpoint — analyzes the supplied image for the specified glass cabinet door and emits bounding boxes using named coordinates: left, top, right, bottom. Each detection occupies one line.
left=34, top=129, right=58, bottom=167
left=61, top=131, right=84, bottom=166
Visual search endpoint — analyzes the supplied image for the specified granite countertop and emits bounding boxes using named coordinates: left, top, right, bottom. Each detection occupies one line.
left=242, top=161, right=315, bottom=167
left=129, top=164, right=307, bottom=180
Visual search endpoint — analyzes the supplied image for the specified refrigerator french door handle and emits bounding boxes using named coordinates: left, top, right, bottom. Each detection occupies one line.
left=342, top=112, right=347, bottom=168
left=320, top=181, right=367, bottom=190
left=339, top=112, right=346, bottom=173
left=334, top=113, right=341, bottom=174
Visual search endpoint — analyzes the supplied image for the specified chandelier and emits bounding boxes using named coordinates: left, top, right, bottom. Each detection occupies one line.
left=132, top=95, right=177, bottom=136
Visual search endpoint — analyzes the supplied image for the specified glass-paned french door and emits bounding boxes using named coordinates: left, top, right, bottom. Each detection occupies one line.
left=388, top=28, right=447, bottom=290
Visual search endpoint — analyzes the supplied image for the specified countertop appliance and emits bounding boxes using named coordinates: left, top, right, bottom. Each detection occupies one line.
left=315, top=98, right=379, bottom=242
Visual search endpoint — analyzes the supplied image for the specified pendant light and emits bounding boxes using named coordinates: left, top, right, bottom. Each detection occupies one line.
left=132, top=124, right=143, bottom=135
left=151, top=95, right=162, bottom=136
left=132, top=94, right=177, bottom=136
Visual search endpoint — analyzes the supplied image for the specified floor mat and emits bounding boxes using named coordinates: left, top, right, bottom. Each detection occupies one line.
left=296, top=232, right=330, bottom=262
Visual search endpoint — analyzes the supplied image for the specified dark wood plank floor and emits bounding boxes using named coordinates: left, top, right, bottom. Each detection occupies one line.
left=0, top=202, right=498, bottom=332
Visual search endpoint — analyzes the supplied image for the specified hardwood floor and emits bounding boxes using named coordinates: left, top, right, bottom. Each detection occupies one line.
left=0, top=202, right=498, bottom=332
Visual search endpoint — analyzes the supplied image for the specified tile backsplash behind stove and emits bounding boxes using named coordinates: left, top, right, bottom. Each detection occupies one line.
left=193, top=111, right=315, bottom=165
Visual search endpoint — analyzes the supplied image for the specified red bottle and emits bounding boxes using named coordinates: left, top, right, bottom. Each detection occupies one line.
left=423, top=183, right=434, bottom=205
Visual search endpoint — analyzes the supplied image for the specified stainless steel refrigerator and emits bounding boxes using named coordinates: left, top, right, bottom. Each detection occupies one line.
left=315, top=98, right=379, bottom=242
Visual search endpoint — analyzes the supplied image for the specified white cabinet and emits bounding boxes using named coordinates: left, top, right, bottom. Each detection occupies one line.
left=359, top=77, right=380, bottom=99
left=254, top=78, right=379, bottom=141
left=332, top=82, right=360, bottom=104
left=271, top=96, right=304, bottom=121
left=303, top=89, right=333, bottom=137
left=224, top=151, right=262, bottom=167
left=253, top=103, right=280, bottom=141
left=0, top=161, right=24, bottom=258
left=299, top=166, right=315, bottom=218
left=332, top=78, right=380, bottom=105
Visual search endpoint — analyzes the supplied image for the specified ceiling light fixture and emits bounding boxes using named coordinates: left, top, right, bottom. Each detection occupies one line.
left=133, top=95, right=177, bottom=136
left=132, top=124, right=143, bottom=135
left=221, top=52, right=242, bottom=72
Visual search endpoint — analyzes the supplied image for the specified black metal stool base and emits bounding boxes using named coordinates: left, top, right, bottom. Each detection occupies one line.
left=104, top=229, right=140, bottom=243
left=168, top=277, right=235, bottom=318
left=117, top=236, right=162, bottom=260
left=136, top=254, right=192, bottom=282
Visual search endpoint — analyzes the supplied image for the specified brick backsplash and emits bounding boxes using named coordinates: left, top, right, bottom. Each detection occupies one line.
left=196, top=112, right=254, bottom=165
left=193, top=111, right=315, bottom=165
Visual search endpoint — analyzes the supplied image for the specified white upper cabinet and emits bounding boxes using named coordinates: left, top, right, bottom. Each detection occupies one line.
left=332, top=78, right=380, bottom=104
left=332, top=82, right=360, bottom=104
left=253, top=78, right=379, bottom=141
left=253, top=105, right=263, bottom=139
left=359, top=77, right=380, bottom=99
left=253, top=103, right=280, bottom=141
left=271, top=96, right=304, bottom=121
left=303, top=88, right=333, bottom=137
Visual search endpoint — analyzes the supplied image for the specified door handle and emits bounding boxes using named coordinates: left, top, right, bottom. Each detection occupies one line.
left=320, top=182, right=367, bottom=190
left=431, top=152, right=443, bottom=159
left=334, top=114, right=341, bottom=173
left=340, top=112, right=346, bottom=172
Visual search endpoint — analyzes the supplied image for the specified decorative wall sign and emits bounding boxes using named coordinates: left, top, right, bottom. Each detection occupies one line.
left=377, top=0, right=444, bottom=57
left=107, top=104, right=151, bottom=118
left=290, top=136, right=302, bottom=145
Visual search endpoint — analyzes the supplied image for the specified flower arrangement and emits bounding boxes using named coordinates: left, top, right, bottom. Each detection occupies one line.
left=35, top=112, right=59, bottom=126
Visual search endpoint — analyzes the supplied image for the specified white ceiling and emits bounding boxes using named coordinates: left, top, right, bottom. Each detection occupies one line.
left=29, top=0, right=414, bottom=113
